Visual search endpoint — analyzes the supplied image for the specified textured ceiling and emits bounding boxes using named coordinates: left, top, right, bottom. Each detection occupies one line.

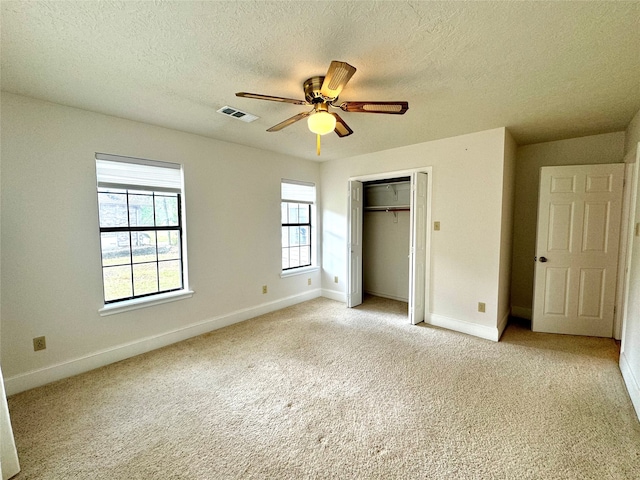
left=2, top=1, right=639, bottom=161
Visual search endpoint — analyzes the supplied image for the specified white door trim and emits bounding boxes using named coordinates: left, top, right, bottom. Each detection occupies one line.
left=615, top=162, right=636, bottom=339
left=620, top=146, right=640, bottom=353
left=619, top=144, right=640, bottom=420
left=347, top=167, right=433, bottom=322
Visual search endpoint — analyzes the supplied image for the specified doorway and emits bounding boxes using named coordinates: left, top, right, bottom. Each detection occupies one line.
left=532, top=163, right=625, bottom=336
left=362, top=177, right=411, bottom=303
left=347, top=168, right=432, bottom=325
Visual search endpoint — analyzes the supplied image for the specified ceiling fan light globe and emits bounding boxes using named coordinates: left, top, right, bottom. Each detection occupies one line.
left=307, top=111, right=336, bottom=135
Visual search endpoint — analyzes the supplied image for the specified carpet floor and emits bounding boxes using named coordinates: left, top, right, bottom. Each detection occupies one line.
left=7, top=296, right=640, bottom=479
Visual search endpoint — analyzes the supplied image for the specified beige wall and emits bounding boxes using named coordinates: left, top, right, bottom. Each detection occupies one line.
left=0, top=93, right=321, bottom=394
left=621, top=108, right=640, bottom=420
left=321, top=128, right=513, bottom=340
left=510, top=132, right=626, bottom=318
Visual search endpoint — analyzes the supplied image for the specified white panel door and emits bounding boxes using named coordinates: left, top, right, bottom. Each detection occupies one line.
left=533, top=164, right=624, bottom=336
left=409, top=172, right=428, bottom=324
left=347, top=180, right=363, bottom=308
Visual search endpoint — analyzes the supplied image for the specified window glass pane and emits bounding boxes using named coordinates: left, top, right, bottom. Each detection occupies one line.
left=103, top=265, right=132, bottom=302
left=158, top=231, right=181, bottom=261
left=159, top=260, right=182, bottom=290
left=282, top=227, right=289, bottom=247
left=133, top=263, right=158, bottom=296
left=128, top=193, right=155, bottom=227
left=298, top=205, right=309, bottom=223
left=98, top=192, right=128, bottom=227
left=155, top=195, right=179, bottom=227
left=299, top=226, right=309, bottom=246
left=101, top=233, right=131, bottom=267
left=289, top=227, right=300, bottom=246
left=282, top=248, right=290, bottom=270
left=289, top=247, right=301, bottom=268
left=281, top=203, right=288, bottom=223
left=117, top=232, right=131, bottom=248
left=131, top=231, right=157, bottom=264
left=300, top=246, right=310, bottom=265
left=288, top=203, right=299, bottom=223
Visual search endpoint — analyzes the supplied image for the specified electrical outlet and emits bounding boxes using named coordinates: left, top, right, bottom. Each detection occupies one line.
left=478, top=302, right=486, bottom=313
left=334, top=276, right=339, bottom=283
left=308, top=278, right=312, bottom=285
left=434, top=221, right=441, bottom=231
left=262, top=285, right=268, bottom=294
left=33, top=336, right=46, bottom=351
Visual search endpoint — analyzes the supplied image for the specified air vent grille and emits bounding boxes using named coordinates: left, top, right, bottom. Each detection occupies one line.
left=217, top=106, right=259, bottom=123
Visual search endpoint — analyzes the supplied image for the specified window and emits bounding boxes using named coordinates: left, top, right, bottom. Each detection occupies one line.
left=96, top=153, right=188, bottom=304
left=281, top=180, right=315, bottom=271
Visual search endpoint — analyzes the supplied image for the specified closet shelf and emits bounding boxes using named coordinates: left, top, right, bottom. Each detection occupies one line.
left=365, top=205, right=410, bottom=212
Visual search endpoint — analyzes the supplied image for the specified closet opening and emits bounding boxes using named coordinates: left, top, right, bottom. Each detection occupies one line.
left=362, top=177, right=411, bottom=309
left=347, top=169, right=431, bottom=325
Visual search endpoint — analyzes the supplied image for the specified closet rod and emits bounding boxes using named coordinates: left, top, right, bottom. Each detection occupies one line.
left=365, top=206, right=410, bottom=212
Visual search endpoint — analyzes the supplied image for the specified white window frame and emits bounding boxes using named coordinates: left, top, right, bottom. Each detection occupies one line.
left=95, top=153, right=193, bottom=315
left=281, top=179, right=318, bottom=277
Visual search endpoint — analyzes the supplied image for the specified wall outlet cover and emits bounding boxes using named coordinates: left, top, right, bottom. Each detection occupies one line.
left=33, top=336, right=46, bottom=351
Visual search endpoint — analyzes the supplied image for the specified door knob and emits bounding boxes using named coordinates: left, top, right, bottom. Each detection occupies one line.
left=539, top=256, right=548, bottom=263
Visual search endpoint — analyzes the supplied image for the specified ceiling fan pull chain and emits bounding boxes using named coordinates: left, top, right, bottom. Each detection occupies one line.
left=317, top=134, right=321, bottom=156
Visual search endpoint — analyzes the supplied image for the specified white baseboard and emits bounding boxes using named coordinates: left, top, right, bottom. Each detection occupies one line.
left=426, top=313, right=500, bottom=342
left=511, top=305, right=532, bottom=320
left=5, top=289, right=322, bottom=396
left=321, top=288, right=346, bottom=302
left=620, top=352, right=640, bottom=422
left=363, top=290, right=409, bottom=303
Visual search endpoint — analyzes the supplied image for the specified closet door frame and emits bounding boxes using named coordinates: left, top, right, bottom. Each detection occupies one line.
left=346, top=167, right=433, bottom=324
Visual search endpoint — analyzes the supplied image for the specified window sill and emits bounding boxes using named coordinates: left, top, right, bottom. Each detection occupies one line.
left=99, top=289, right=194, bottom=316
left=280, top=266, right=319, bottom=278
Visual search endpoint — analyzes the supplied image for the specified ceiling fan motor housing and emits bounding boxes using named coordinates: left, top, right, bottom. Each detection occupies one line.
left=304, top=76, right=336, bottom=104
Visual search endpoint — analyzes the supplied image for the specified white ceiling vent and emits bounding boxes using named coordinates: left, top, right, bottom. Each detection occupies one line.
left=217, top=106, right=259, bottom=123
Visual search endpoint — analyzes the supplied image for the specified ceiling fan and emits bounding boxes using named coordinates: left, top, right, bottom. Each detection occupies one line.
left=236, top=60, right=409, bottom=155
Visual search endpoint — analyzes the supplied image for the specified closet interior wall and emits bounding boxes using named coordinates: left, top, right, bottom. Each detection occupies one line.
left=362, top=178, right=411, bottom=302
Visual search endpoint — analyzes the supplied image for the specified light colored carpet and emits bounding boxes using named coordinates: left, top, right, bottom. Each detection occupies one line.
left=7, top=296, right=640, bottom=479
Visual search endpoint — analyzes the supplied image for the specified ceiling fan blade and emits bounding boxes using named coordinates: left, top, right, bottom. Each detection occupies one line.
left=236, top=92, right=308, bottom=105
left=339, top=101, right=409, bottom=114
left=266, top=111, right=313, bottom=132
left=331, top=112, right=353, bottom=137
left=320, top=61, right=356, bottom=99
